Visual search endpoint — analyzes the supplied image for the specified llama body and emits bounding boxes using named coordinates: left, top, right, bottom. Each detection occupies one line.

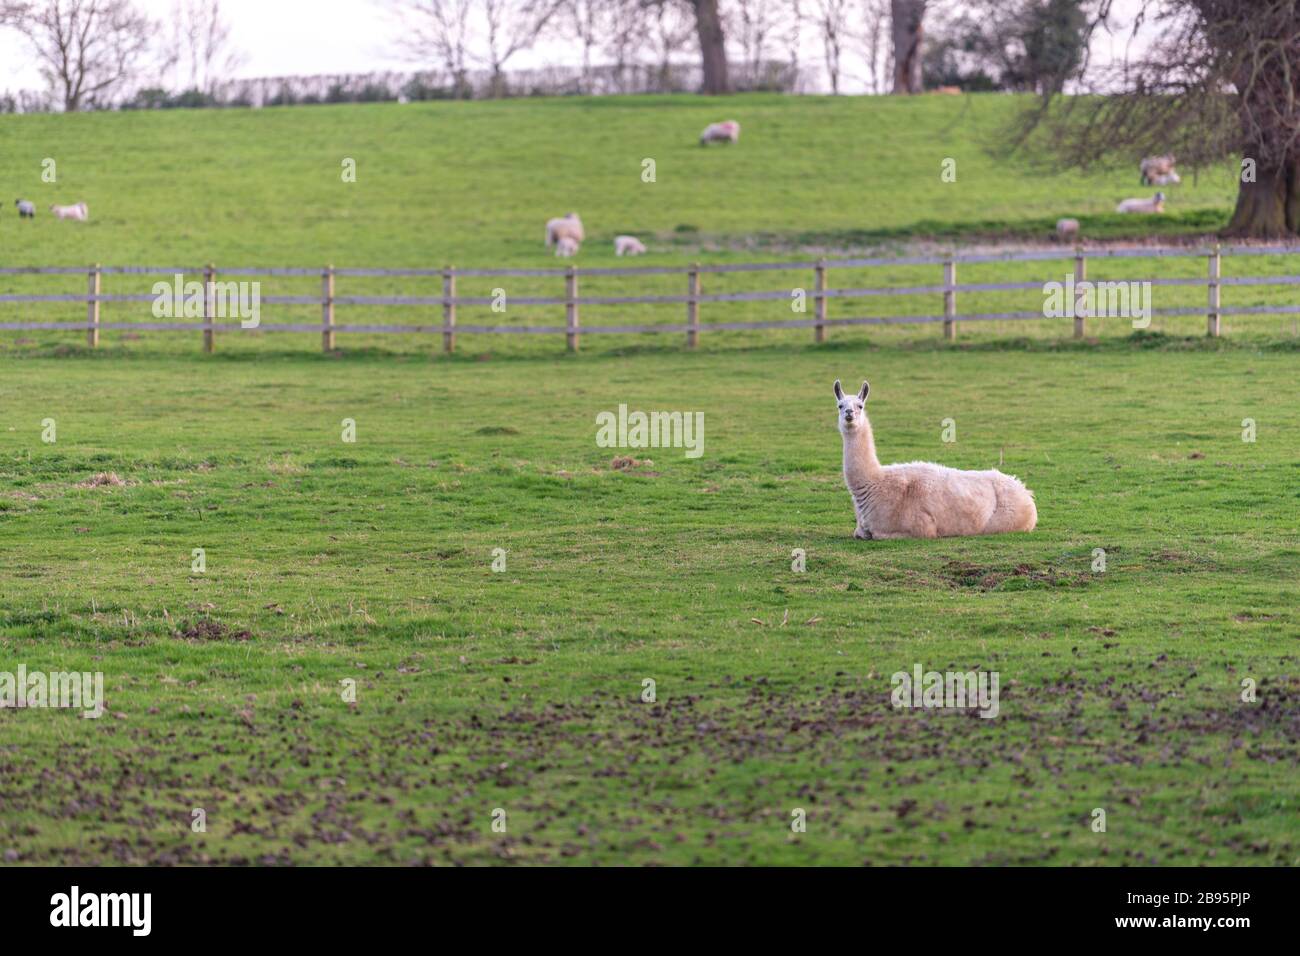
left=835, top=380, right=1036, bottom=539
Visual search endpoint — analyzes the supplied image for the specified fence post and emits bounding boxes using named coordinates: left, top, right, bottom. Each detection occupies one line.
left=86, top=264, right=100, bottom=348
left=686, top=263, right=700, bottom=348
left=442, top=266, right=456, bottom=353
left=203, top=263, right=215, bottom=353
left=814, top=259, right=828, bottom=343
left=1207, top=243, right=1221, bottom=337
left=321, top=264, right=335, bottom=352
left=565, top=265, right=579, bottom=352
left=943, top=258, right=956, bottom=341
left=1073, top=246, right=1087, bottom=339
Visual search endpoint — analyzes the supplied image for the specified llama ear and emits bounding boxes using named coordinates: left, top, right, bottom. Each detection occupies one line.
left=858, top=381, right=870, bottom=401
left=833, top=380, right=844, bottom=400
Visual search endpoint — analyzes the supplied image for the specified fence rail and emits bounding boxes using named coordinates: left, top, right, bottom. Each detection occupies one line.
left=2, top=244, right=1298, bottom=352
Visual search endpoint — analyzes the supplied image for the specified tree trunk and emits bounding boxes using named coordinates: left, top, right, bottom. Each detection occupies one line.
left=890, top=0, right=925, bottom=94
left=691, top=0, right=730, bottom=95
left=1222, top=158, right=1300, bottom=239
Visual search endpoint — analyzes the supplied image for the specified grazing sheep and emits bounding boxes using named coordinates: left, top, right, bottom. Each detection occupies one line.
left=555, top=236, right=579, bottom=258
left=15, top=199, right=35, bottom=218
left=834, top=379, right=1036, bottom=540
left=699, top=120, right=740, bottom=146
left=1055, top=218, right=1080, bottom=241
left=614, top=235, right=646, bottom=256
left=1116, top=191, right=1165, bottom=214
left=545, top=212, right=584, bottom=247
left=50, top=202, right=88, bottom=221
left=1139, top=153, right=1177, bottom=185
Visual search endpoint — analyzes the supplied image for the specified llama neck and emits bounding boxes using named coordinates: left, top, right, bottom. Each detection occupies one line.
left=843, top=415, right=882, bottom=480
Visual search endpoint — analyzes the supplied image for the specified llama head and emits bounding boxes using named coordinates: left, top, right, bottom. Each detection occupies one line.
left=833, top=379, right=869, bottom=432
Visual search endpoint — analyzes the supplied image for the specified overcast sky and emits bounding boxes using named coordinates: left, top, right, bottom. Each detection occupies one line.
left=0, top=0, right=1157, bottom=98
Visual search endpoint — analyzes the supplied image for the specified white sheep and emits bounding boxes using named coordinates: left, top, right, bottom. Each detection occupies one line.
left=545, top=212, right=584, bottom=247
left=50, top=202, right=88, bottom=221
left=555, top=236, right=579, bottom=258
left=1139, top=154, right=1176, bottom=185
left=699, top=120, right=740, bottom=146
left=834, top=379, right=1037, bottom=539
left=614, top=235, right=646, bottom=256
left=15, top=199, right=35, bottom=218
left=1055, top=218, right=1079, bottom=241
left=1148, top=170, right=1181, bottom=185
left=1116, top=192, right=1165, bottom=214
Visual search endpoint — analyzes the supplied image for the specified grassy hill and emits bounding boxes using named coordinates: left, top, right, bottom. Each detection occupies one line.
left=0, top=96, right=1296, bottom=866
left=0, top=93, right=1245, bottom=269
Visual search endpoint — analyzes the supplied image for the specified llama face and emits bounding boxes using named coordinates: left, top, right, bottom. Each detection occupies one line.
left=833, top=380, right=869, bottom=431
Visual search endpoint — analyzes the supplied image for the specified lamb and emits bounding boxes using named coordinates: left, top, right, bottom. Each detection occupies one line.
left=699, top=120, right=740, bottom=146
left=614, top=235, right=646, bottom=256
left=15, top=199, right=35, bottom=218
left=545, top=212, right=584, bottom=247
left=1115, top=191, right=1165, bottom=214
left=1139, top=154, right=1177, bottom=185
left=50, top=202, right=88, bottom=221
left=555, top=235, right=579, bottom=258
left=834, top=379, right=1036, bottom=539
left=1055, top=218, right=1079, bottom=241
left=1148, top=170, right=1181, bottom=186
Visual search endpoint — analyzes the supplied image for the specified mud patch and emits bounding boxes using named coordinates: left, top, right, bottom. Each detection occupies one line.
left=76, top=472, right=128, bottom=489
left=940, top=560, right=1087, bottom=592
left=175, top=620, right=252, bottom=641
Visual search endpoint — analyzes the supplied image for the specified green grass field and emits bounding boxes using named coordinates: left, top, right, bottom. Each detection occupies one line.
left=1, top=95, right=1297, bottom=866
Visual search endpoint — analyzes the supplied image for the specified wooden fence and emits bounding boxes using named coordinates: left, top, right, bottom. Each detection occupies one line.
left=2, top=243, right=1299, bottom=352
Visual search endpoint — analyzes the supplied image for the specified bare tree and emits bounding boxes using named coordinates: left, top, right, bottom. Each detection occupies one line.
left=564, top=0, right=601, bottom=91
left=598, top=0, right=649, bottom=91
left=379, top=0, right=483, bottom=97
left=784, top=0, right=804, bottom=84
left=479, top=0, right=564, bottom=94
left=642, top=1, right=694, bottom=90
left=813, top=0, right=852, bottom=93
left=889, top=0, right=926, bottom=93
left=686, top=0, right=729, bottom=93
left=169, top=0, right=244, bottom=95
left=6, top=0, right=155, bottom=110
left=732, top=0, right=780, bottom=76
left=859, top=0, right=891, bottom=94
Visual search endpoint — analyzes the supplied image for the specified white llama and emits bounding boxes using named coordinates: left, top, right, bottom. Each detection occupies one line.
left=835, top=380, right=1037, bottom=539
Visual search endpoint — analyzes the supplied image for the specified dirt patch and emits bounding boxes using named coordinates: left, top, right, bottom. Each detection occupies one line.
left=76, top=472, right=127, bottom=489
left=610, top=456, right=656, bottom=472
left=940, top=560, right=1086, bottom=592
left=175, top=620, right=252, bottom=642
left=1151, top=549, right=1216, bottom=572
